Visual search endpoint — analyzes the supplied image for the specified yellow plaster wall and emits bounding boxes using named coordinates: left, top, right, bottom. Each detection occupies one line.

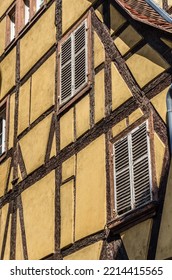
left=22, top=171, right=55, bottom=260
left=114, top=25, right=142, bottom=56
left=62, top=156, right=75, bottom=182
left=60, top=108, right=74, bottom=149
left=112, top=119, right=127, bottom=137
left=154, top=133, right=165, bottom=187
left=169, top=0, right=172, bottom=7
left=16, top=209, right=24, bottom=260
left=126, top=44, right=170, bottom=88
left=153, top=0, right=163, bottom=7
left=31, top=54, right=55, bottom=123
left=20, top=3, right=56, bottom=78
left=161, top=38, right=172, bottom=48
left=112, top=109, right=143, bottom=138
left=0, top=19, right=6, bottom=56
left=156, top=162, right=172, bottom=259
left=110, top=4, right=126, bottom=34
left=18, top=165, right=23, bottom=183
left=0, top=0, right=14, bottom=16
left=0, top=158, right=11, bottom=197
left=20, top=114, right=52, bottom=174
left=18, top=79, right=30, bottom=135
left=0, top=204, right=9, bottom=255
left=95, top=69, right=105, bottom=123
left=9, top=93, right=15, bottom=149
left=94, top=32, right=105, bottom=68
left=151, top=87, right=168, bottom=123
left=75, top=95, right=90, bottom=138
left=128, top=109, right=143, bottom=125
left=64, top=241, right=103, bottom=260
left=62, top=0, right=91, bottom=34
left=0, top=48, right=16, bottom=100
left=75, top=135, right=106, bottom=240
left=111, top=63, right=133, bottom=110
left=121, top=219, right=152, bottom=259
left=60, top=180, right=74, bottom=249
left=3, top=214, right=11, bottom=260
left=95, top=5, right=103, bottom=22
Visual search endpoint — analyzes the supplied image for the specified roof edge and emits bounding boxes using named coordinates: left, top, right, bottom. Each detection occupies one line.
left=145, top=0, right=172, bottom=23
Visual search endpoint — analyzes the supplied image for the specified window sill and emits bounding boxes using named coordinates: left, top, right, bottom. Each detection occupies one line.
left=107, top=201, right=158, bottom=238
left=58, top=82, right=92, bottom=115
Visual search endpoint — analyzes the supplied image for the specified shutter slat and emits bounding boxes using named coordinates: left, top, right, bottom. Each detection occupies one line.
left=134, top=167, right=149, bottom=180
left=116, top=179, right=130, bottom=192
left=117, top=204, right=131, bottom=215
left=135, top=181, right=150, bottom=194
left=114, top=137, right=129, bottom=173
left=115, top=157, right=129, bottom=172
left=135, top=194, right=151, bottom=207
left=115, top=137, right=127, bottom=150
left=61, top=63, right=72, bottom=102
left=61, top=37, right=72, bottom=66
left=75, top=47, right=86, bottom=90
left=116, top=170, right=130, bottom=185
left=75, top=23, right=86, bottom=54
left=115, top=148, right=128, bottom=159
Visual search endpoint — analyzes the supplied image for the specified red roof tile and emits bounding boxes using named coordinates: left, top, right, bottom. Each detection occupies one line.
left=115, top=0, right=172, bottom=33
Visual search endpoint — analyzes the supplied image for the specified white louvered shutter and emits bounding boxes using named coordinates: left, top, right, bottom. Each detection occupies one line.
left=60, top=20, right=88, bottom=104
left=60, top=36, right=72, bottom=103
left=114, top=136, right=132, bottom=216
left=113, top=121, right=152, bottom=216
left=74, top=20, right=87, bottom=93
left=131, top=122, right=152, bottom=208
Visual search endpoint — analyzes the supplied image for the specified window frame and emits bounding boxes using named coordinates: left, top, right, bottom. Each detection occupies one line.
left=109, top=115, right=158, bottom=223
left=35, top=0, right=44, bottom=12
left=0, top=98, right=9, bottom=160
left=24, top=0, right=30, bottom=25
left=30, top=0, right=46, bottom=17
left=6, top=4, right=16, bottom=47
left=113, top=120, right=153, bottom=217
left=57, top=11, right=92, bottom=112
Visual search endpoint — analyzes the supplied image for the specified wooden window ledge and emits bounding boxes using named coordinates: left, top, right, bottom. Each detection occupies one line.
left=107, top=201, right=158, bottom=239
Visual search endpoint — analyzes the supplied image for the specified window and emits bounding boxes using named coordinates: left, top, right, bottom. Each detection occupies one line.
left=36, top=0, right=44, bottom=12
left=6, top=6, right=16, bottom=46
left=24, top=0, right=30, bottom=24
left=9, top=7, right=16, bottom=42
left=0, top=107, right=6, bottom=156
left=59, top=18, right=90, bottom=105
left=113, top=121, right=152, bottom=216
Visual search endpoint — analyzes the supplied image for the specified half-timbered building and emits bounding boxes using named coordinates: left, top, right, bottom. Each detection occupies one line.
left=0, top=0, right=172, bottom=260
